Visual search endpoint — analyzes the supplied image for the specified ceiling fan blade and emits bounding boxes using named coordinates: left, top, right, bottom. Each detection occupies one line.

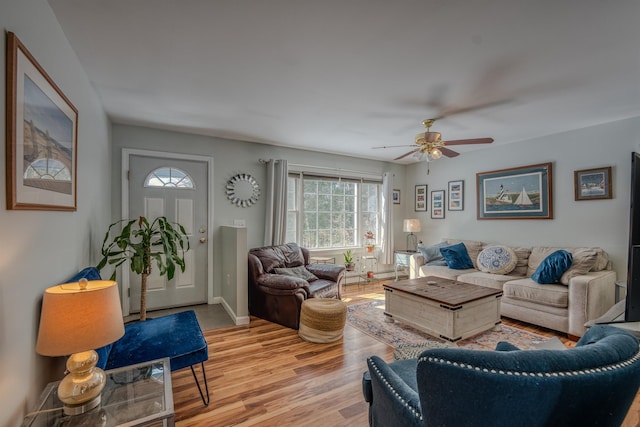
left=371, top=144, right=416, bottom=149
left=431, top=99, right=511, bottom=121
left=439, top=147, right=460, bottom=158
left=394, top=149, right=419, bottom=160
left=444, top=137, right=494, bottom=146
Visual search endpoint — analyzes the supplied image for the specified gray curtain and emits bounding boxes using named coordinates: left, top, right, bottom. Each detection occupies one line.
left=263, top=159, right=288, bottom=246
left=380, top=172, right=394, bottom=264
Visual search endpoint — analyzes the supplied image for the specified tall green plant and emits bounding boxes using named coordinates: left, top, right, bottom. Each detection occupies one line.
left=97, top=216, right=190, bottom=321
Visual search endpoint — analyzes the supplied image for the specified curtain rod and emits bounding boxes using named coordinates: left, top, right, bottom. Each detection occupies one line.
left=258, top=158, right=385, bottom=178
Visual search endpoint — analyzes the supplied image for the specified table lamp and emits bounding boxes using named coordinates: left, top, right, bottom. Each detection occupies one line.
left=403, top=219, right=421, bottom=252
left=36, top=279, right=124, bottom=415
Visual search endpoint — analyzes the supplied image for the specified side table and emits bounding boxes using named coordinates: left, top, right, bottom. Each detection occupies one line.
left=23, top=358, right=174, bottom=427
left=357, top=255, right=379, bottom=287
left=394, top=251, right=415, bottom=280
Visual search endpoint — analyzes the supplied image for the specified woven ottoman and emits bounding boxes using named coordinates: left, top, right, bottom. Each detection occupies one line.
left=299, top=298, right=347, bottom=343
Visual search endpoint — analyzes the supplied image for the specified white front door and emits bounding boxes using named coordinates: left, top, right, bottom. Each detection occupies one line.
left=127, top=153, right=209, bottom=312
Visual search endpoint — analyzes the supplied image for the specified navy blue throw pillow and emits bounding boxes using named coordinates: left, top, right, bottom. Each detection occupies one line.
left=439, top=242, right=474, bottom=270
left=531, top=250, right=573, bottom=284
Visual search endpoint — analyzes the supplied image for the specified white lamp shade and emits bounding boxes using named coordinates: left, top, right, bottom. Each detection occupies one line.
left=403, top=219, right=421, bottom=233
left=36, top=280, right=124, bottom=356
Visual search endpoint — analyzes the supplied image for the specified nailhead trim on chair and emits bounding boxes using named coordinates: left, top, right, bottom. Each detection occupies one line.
left=419, top=346, right=640, bottom=377
left=368, top=358, right=423, bottom=422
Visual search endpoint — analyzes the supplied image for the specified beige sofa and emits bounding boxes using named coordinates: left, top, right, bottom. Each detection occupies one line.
left=409, top=239, right=616, bottom=338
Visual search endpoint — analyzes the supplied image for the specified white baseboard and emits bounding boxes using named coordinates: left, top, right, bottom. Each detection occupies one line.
left=220, top=297, right=251, bottom=325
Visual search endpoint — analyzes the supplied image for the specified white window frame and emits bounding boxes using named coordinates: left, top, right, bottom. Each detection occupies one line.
left=286, top=170, right=383, bottom=251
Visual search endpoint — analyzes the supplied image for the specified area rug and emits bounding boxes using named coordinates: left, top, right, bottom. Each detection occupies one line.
left=346, top=299, right=551, bottom=351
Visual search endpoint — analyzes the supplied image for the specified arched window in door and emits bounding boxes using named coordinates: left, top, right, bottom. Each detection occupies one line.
left=144, top=167, right=194, bottom=189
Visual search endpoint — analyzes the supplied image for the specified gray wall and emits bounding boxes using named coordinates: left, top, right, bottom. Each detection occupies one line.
left=0, top=0, right=112, bottom=425
left=111, top=124, right=406, bottom=298
left=405, top=116, right=640, bottom=280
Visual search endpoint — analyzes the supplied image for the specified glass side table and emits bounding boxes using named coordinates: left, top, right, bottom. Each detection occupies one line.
left=23, top=358, right=174, bottom=427
left=394, top=251, right=415, bottom=280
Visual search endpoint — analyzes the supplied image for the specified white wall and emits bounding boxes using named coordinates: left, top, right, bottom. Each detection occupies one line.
left=111, top=124, right=406, bottom=297
left=0, top=1, right=111, bottom=425
left=405, top=117, right=640, bottom=280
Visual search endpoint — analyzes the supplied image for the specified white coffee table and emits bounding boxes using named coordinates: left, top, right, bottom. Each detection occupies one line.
left=384, top=276, right=503, bottom=342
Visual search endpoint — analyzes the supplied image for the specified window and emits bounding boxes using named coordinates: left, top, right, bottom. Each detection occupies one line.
left=286, top=173, right=382, bottom=250
left=145, top=167, right=194, bottom=188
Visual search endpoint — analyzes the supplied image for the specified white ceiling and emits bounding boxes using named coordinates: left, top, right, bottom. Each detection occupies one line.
left=47, top=0, right=640, bottom=163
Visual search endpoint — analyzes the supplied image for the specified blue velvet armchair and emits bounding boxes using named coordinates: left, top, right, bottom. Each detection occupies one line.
left=363, top=325, right=640, bottom=427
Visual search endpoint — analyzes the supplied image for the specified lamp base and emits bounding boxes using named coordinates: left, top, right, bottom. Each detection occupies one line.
left=63, top=395, right=101, bottom=416
left=406, top=233, right=418, bottom=252
left=58, top=350, right=106, bottom=415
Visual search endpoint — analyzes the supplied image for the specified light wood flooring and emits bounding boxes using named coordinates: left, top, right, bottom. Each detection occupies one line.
left=170, top=282, right=640, bottom=427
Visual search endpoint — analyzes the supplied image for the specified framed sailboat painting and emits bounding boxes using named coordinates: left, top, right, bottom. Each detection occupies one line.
left=476, top=162, right=553, bottom=220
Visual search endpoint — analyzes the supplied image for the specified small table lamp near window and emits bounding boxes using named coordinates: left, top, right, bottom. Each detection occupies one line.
left=403, top=219, right=421, bottom=252
left=36, top=279, right=124, bottom=415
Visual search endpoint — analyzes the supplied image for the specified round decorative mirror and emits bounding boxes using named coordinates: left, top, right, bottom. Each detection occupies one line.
left=226, top=173, right=260, bottom=207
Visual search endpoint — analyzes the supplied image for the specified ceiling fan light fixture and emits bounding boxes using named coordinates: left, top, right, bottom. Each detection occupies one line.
left=429, top=148, right=442, bottom=160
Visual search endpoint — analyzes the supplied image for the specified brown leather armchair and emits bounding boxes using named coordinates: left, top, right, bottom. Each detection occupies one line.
left=248, top=243, right=345, bottom=329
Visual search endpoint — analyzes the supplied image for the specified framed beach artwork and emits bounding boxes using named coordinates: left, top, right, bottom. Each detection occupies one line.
left=448, top=180, right=464, bottom=211
left=393, top=189, right=401, bottom=204
left=476, top=162, right=553, bottom=220
left=415, top=184, right=427, bottom=211
left=431, top=190, right=445, bottom=219
left=574, top=166, right=612, bottom=201
left=5, top=32, right=78, bottom=211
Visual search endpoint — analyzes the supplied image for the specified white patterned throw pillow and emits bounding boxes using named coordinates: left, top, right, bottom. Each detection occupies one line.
left=477, top=245, right=518, bottom=275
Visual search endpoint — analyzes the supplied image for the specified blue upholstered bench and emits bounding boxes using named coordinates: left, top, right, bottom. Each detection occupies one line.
left=65, top=267, right=210, bottom=405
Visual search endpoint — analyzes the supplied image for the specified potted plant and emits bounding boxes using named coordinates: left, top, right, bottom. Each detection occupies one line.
left=344, top=249, right=355, bottom=271
left=97, top=216, right=190, bottom=321
left=364, top=230, right=375, bottom=253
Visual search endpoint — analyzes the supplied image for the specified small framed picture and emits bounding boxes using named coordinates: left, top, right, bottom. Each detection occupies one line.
left=415, top=184, right=427, bottom=211
left=393, top=189, right=401, bottom=204
left=574, top=166, right=612, bottom=201
left=431, top=190, right=445, bottom=219
left=448, top=180, right=464, bottom=211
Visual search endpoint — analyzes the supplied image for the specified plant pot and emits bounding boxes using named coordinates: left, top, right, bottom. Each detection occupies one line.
left=367, top=271, right=375, bottom=278
left=345, top=263, right=355, bottom=271
left=366, top=246, right=374, bottom=253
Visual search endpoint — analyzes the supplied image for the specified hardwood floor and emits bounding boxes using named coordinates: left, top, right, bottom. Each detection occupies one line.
left=170, top=282, right=640, bottom=426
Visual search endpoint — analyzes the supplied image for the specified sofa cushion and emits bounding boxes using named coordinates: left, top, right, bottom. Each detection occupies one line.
left=560, top=248, right=599, bottom=285
left=510, top=246, right=532, bottom=276
left=477, top=245, right=518, bottom=275
left=440, top=243, right=475, bottom=270
left=532, top=250, right=573, bottom=284
left=527, top=246, right=607, bottom=277
left=503, top=278, right=569, bottom=308
left=417, top=241, right=448, bottom=266
left=457, top=272, right=522, bottom=290
left=250, top=243, right=306, bottom=272
left=420, top=264, right=476, bottom=281
left=274, top=265, right=318, bottom=281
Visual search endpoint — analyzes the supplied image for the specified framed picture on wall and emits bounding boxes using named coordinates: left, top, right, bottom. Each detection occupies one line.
left=574, top=166, right=612, bottom=201
left=415, top=184, right=427, bottom=211
left=5, top=32, right=78, bottom=211
left=476, top=162, right=553, bottom=220
left=448, top=180, right=464, bottom=211
left=393, top=189, right=401, bottom=204
left=431, top=190, right=445, bottom=219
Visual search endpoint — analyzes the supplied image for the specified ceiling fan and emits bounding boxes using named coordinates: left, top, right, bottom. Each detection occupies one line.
left=375, top=118, right=494, bottom=161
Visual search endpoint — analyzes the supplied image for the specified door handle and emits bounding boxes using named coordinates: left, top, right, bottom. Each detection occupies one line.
left=199, top=237, right=206, bottom=243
